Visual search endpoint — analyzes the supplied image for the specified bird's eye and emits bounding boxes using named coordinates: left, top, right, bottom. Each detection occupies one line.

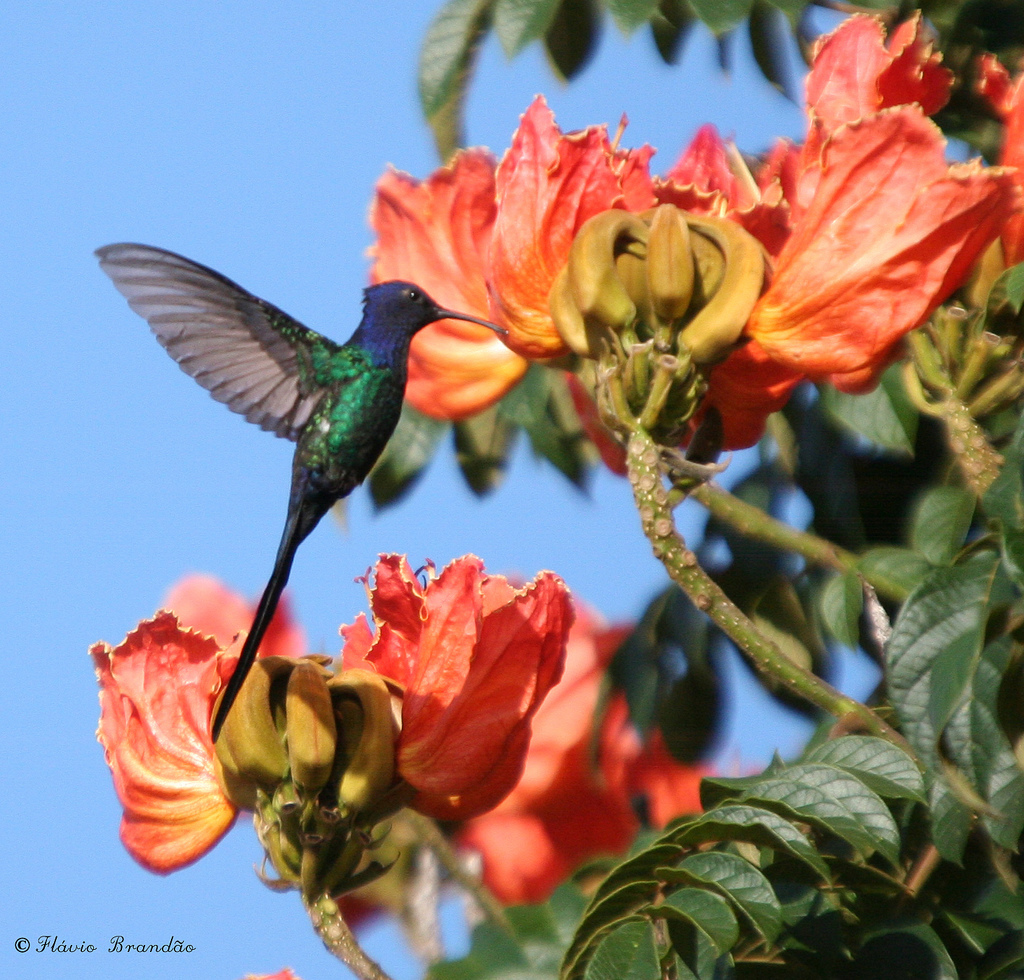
left=407, top=288, right=421, bottom=302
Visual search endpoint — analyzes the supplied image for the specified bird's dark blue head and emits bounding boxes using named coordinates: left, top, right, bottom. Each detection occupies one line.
left=349, top=281, right=506, bottom=368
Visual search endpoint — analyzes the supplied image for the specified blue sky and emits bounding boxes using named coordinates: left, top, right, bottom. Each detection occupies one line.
left=1, top=3, right=866, bottom=979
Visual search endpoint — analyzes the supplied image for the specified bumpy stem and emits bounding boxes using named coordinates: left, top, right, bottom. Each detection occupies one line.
left=906, top=330, right=1005, bottom=496
left=306, top=894, right=394, bottom=980
left=403, top=810, right=512, bottom=932
left=690, top=483, right=909, bottom=603
left=626, top=429, right=899, bottom=742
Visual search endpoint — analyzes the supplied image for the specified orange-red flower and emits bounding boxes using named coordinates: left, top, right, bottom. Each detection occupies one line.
left=92, top=613, right=239, bottom=873
left=457, top=605, right=706, bottom=905
left=748, top=105, right=1017, bottom=392
left=978, top=54, right=1024, bottom=267
left=93, top=575, right=304, bottom=873
left=369, top=149, right=528, bottom=420
left=341, top=554, right=573, bottom=820
left=367, top=15, right=1017, bottom=450
left=487, top=97, right=632, bottom=359
left=804, top=13, right=951, bottom=143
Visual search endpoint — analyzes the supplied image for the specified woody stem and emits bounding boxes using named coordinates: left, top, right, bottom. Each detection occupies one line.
left=626, top=428, right=901, bottom=744
left=306, top=893, right=395, bottom=980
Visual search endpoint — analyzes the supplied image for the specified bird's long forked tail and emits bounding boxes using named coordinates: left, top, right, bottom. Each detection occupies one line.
left=211, top=477, right=333, bottom=741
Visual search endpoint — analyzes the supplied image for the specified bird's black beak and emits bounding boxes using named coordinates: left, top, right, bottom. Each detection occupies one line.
left=435, top=308, right=508, bottom=336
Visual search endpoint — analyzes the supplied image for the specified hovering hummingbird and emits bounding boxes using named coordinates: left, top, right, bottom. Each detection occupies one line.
left=96, top=243, right=506, bottom=740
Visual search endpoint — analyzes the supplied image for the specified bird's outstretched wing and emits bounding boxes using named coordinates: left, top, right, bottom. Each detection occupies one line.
left=96, top=243, right=336, bottom=440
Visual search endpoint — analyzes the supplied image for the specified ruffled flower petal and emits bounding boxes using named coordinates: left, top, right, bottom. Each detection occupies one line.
left=92, top=613, right=237, bottom=872
left=488, top=96, right=625, bottom=358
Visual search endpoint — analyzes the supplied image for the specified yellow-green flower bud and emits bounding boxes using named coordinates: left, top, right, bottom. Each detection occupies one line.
left=646, top=205, right=695, bottom=324
left=549, top=264, right=592, bottom=357
left=328, top=669, right=396, bottom=813
left=569, top=210, right=649, bottom=330
left=678, top=215, right=767, bottom=364
left=285, top=660, right=337, bottom=796
left=214, top=656, right=292, bottom=793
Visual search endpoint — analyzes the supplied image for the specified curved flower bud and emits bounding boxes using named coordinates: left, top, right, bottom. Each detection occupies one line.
left=92, top=613, right=237, bottom=873
left=341, top=554, right=573, bottom=820
left=368, top=150, right=527, bottom=420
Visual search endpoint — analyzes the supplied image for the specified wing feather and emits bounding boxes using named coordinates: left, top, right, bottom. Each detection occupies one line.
left=96, top=243, right=335, bottom=440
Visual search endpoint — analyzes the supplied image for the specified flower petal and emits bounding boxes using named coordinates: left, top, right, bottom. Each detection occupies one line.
left=369, top=150, right=528, bottom=419
left=92, top=612, right=236, bottom=872
left=163, top=573, right=305, bottom=660
left=699, top=340, right=803, bottom=450
left=749, top=107, right=1020, bottom=385
left=399, top=564, right=572, bottom=798
left=488, top=96, right=624, bottom=358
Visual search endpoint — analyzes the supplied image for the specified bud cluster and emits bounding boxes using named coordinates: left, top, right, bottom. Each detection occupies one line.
left=549, top=204, right=768, bottom=447
left=213, top=655, right=406, bottom=901
left=908, top=257, right=1024, bottom=424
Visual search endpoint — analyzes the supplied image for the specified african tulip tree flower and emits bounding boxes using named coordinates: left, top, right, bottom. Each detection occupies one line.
left=92, top=612, right=240, bottom=872
left=977, top=54, right=1024, bottom=267
left=367, top=15, right=1017, bottom=450
left=341, top=554, right=573, bottom=820
left=95, top=557, right=571, bottom=880
left=747, top=105, right=1017, bottom=392
left=457, top=604, right=705, bottom=905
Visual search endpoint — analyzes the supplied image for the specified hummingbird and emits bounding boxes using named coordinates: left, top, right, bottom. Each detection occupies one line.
left=96, top=243, right=506, bottom=740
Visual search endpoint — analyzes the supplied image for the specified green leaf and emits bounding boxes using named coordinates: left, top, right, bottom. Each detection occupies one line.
left=687, top=0, right=754, bottom=34
left=820, top=364, right=918, bottom=455
left=942, top=635, right=1024, bottom=849
left=453, top=405, right=517, bottom=495
left=819, top=571, right=863, bottom=648
left=563, top=883, right=660, bottom=980
left=856, top=546, right=933, bottom=595
left=886, top=552, right=1002, bottom=860
left=748, top=1, right=793, bottom=97
left=419, top=0, right=492, bottom=117
left=909, top=486, right=975, bottom=566
left=606, top=0, right=660, bottom=33
left=766, top=0, right=810, bottom=21
left=985, top=260, right=1024, bottom=321
left=853, top=921, right=958, bottom=980
left=369, top=404, right=449, bottom=508
left=664, top=851, right=783, bottom=941
left=803, top=736, right=925, bottom=803
left=657, top=887, right=740, bottom=954
left=493, top=0, right=561, bottom=56
left=983, top=410, right=1024, bottom=530
left=713, top=763, right=902, bottom=865
left=650, top=0, right=694, bottom=64
left=544, top=0, right=600, bottom=81
left=584, top=919, right=660, bottom=980
left=672, top=803, right=829, bottom=878
left=499, top=366, right=596, bottom=489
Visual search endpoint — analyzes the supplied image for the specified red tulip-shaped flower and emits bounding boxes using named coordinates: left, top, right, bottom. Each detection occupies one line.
left=341, top=554, right=573, bottom=820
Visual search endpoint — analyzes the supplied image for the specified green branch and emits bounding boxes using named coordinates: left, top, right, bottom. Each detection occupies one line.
left=626, top=429, right=901, bottom=743
left=690, top=483, right=909, bottom=603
